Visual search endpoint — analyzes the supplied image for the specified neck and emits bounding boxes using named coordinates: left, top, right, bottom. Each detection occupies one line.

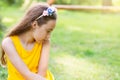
left=18, top=30, right=35, bottom=45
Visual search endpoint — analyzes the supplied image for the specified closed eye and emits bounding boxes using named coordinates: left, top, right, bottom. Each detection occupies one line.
left=47, top=30, right=51, bottom=32
left=47, top=29, right=53, bottom=33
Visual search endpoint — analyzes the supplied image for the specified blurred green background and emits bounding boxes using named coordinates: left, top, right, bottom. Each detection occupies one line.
left=0, top=0, right=120, bottom=80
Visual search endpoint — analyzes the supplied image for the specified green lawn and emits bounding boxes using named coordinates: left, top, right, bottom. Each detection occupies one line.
left=0, top=6, right=120, bottom=80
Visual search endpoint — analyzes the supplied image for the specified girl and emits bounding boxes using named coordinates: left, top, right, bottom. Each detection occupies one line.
left=0, top=4, right=57, bottom=80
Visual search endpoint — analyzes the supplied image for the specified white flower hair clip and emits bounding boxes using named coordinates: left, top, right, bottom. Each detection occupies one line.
left=36, top=6, right=57, bottom=20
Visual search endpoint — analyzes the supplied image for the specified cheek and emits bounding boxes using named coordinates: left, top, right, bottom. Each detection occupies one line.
left=39, top=32, right=47, bottom=38
left=34, top=30, right=47, bottom=41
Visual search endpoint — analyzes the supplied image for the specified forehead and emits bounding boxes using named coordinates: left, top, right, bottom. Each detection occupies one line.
left=44, top=20, right=56, bottom=30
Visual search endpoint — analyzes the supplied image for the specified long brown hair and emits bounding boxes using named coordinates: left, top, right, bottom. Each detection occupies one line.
left=0, top=4, right=57, bottom=65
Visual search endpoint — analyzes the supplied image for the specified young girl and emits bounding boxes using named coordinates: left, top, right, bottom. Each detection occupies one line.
left=0, top=4, right=57, bottom=80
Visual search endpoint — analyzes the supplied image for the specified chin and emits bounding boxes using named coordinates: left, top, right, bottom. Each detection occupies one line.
left=36, top=40, right=42, bottom=43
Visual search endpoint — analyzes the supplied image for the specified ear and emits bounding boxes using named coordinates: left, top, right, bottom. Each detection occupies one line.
left=31, top=21, right=39, bottom=29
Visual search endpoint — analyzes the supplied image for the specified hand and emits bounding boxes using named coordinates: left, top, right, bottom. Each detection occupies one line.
left=26, top=72, right=46, bottom=80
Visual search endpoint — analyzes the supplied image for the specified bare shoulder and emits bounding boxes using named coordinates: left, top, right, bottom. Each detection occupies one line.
left=1, top=37, right=13, bottom=48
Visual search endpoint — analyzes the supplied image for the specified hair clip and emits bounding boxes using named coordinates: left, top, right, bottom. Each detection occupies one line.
left=36, top=6, right=57, bottom=20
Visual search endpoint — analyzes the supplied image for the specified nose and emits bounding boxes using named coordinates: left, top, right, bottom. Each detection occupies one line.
left=46, top=34, right=50, bottom=39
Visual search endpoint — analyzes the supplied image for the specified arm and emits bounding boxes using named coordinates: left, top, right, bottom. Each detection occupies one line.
left=37, top=40, right=50, bottom=77
left=2, top=37, right=45, bottom=80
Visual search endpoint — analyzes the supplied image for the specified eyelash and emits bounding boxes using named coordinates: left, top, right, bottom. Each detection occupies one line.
left=47, top=31, right=51, bottom=33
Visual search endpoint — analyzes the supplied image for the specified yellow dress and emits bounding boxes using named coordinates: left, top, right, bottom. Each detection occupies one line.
left=6, top=35, right=54, bottom=80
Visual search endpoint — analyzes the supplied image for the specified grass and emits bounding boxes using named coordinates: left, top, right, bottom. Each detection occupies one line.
left=50, top=11, right=120, bottom=80
left=0, top=66, right=7, bottom=80
left=0, top=6, right=120, bottom=80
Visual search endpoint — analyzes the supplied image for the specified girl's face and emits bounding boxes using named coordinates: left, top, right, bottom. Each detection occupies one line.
left=32, top=20, right=56, bottom=43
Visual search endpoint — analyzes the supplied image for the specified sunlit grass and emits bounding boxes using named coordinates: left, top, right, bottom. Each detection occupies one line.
left=0, top=7, right=120, bottom=80
left=2, top=17, right=14, bottom=25
left=50, top=53, right=116, bottom=80
left=50, top=10, right=120, bottom=80
left=0, top=6, right=23, bottom=27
